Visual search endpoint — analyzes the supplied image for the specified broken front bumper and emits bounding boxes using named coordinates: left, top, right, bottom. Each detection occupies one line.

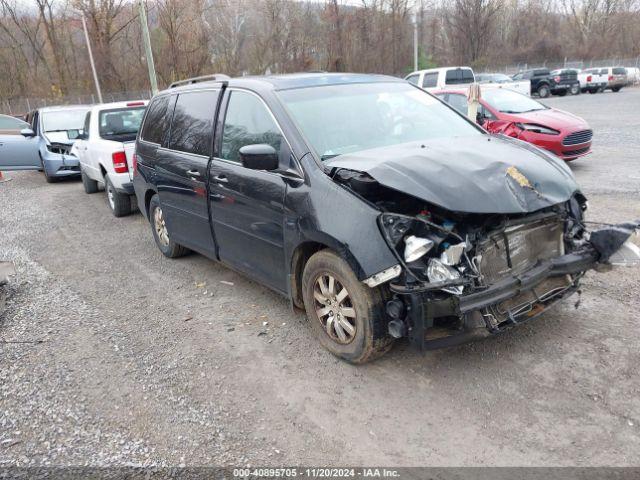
left=404, top=247, right=597, bottom=351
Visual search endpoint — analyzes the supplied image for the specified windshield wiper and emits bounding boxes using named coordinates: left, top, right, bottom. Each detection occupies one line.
left=45, top=129, right=77, bottom=133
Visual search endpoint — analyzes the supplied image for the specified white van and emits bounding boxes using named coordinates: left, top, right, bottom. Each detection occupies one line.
left=405, top=67, right=475, bottom=91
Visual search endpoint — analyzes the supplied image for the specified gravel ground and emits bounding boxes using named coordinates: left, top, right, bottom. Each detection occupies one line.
left=1, top=88, right=639, bottom=468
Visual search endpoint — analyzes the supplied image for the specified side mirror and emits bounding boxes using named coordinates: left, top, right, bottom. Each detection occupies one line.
left=20, top=128, right=35, bottom=137
left=239, top=144, right=279, bottom=171
left=67, top=129, right=80, bottom=140
left=476, top=111, right=486, bottom=125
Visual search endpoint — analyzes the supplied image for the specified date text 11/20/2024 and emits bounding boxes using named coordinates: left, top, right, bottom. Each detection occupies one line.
left=232, top=468, right=400, bottom=478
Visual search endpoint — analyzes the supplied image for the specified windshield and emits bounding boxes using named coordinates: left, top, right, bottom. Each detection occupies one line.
left=481, top=88, right=546, bottom=114
left=99, top=107, right=146, bottom=140
left=278, top=82, right=480, bottom=159
left=42, top=109, right=88, bottom=133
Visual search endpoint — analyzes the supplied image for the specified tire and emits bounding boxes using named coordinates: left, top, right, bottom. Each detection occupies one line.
left=148, top=194, right=189, bottom=258
left=588, top=88, right=598, bottom=94
left=104, top=175, right=131, bottom=217
left=570, top=84, right=580, bottom=95
left=612, top=87, right=621, bottom=92
left=301, top=249, right=394, bottom=364
left=537, top=84, right=550, bottom=98
left=81, top=168, right=99, bottom=194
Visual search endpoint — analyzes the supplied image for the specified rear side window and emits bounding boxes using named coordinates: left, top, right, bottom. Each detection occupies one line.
left=220, top=91, right=282, bottom=163
left=599, top=68, right=608, bottom=74
left=141, top=96, right=170, bottom=144
left=405, top=74, right=419, bottom=85
left=168, top=90, right=219, bottom=156
left=444, top=68, right=474, bottom=85
left=422, top=72, right=438, bottom=88
left=612, top=67, right=626, bottom=75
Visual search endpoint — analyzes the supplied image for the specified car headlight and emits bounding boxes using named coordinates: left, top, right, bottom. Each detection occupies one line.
left=404, top=235, right=434, bottom=262
left=516, top=123, right=560, bottom=135
left=427, top=258, right=463, bottom=295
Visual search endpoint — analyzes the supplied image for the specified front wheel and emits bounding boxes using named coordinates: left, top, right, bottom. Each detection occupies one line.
left=148, top=194, right=189, bottom=258
left=301, top=250, right=393, bottom=363
left=537, top=84, right=550, bottom=98
left=570, top=84, right=580, bottom=95
left=81, top=168, right=99, bottom=194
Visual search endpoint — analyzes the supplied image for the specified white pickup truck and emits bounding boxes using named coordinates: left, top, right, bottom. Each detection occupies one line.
left=72, top=101, right=147, bottom=216
left=578, top=68, right=608, bottom=93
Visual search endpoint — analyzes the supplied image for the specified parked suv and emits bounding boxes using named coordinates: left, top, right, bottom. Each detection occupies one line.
left=73, top=100, right=147, bottom=216
left=133, top=73, right=638, bottom=363
left=603, top=67, right=627, bottom=92
left=512, top=69, right=558, bottom=98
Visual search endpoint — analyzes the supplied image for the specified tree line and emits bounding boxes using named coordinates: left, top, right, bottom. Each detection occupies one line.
left=1, top=0, right=639, bottom=101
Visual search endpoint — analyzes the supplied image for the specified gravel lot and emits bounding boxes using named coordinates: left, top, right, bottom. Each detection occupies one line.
left=1, top=88, right=639, bottom=468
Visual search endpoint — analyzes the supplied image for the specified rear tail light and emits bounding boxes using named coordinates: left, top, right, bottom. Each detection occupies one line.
left=132, top=153, right=138, bottom=176
left=587, top=75, right=592, bottom=82
left=609, top=75, right=613, bottom=81
left=112, top=151, right=128, bottom=174
left=554, top=76, right=561, bottom=83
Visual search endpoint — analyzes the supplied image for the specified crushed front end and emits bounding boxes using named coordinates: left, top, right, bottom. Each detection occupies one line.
left=375, top=197, right=639, bottom=349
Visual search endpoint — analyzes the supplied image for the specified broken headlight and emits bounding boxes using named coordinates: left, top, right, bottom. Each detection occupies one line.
left=427, top=258, right=463, bottom=295
left=404, top=235, right=434, bottom=262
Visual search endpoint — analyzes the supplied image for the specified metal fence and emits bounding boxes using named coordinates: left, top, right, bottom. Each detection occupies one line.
left=3, top=56, right=640, bottom=116
left=0, top=90, right=153, bottom=118
left=493, top=57, right=640, bottom=75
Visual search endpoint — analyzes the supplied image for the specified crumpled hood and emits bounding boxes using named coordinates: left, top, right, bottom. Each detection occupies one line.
left=506, top=108, right=588, bottom=129
left=325, top=134, right=579, bottom=214
left=44, top=131, right=75, bottom=145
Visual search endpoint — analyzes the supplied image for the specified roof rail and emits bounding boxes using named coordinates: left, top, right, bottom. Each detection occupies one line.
left=169, top=74, right=230, bottom=89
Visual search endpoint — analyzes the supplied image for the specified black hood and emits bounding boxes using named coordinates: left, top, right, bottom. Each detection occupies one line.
left=325, top=135, right=579, bottom=214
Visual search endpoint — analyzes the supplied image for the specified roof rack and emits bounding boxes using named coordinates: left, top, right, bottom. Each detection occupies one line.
left=169, top=74, right=230, bottom=89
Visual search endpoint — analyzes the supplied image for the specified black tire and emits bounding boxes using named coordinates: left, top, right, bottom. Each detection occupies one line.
left=104, top=175, right=131, bottom=217
left=148, top=194, right=189, bottom=258
left=612, top=87, right=621, bottom=92
left=588, top=88, right=598, bottom=94
left=301, top=249, right=393, bottom=364
left=570, top=84, right=580, bottom=95
left=537, top=84, right=550, bottom=98
left=81, top=168, right=99, bottom=194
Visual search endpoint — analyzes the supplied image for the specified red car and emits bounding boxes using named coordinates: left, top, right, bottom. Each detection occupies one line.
left=434, top=88, right=592, bottom=161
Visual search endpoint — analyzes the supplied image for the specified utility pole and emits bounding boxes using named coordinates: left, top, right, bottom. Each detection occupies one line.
left=139, top=0, right=158, bottom=95
left=413, top=12, right=418, bottom=72
left=81, top=14, right=103, bottom=103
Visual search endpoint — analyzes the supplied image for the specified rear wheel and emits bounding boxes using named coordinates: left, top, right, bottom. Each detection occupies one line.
left=612, top=86, right=621, bottom=92
left=105, top=175, right=131, bottom=217
left=301, top=250, right=393, bottom=363
left=148, top=194, right=189, bottom=258
left=81, top=168, right=99, bottom=194
left=570, top=84, right=580, bottom=95
left=588, top=88, right=598, bottom=94
left=537, top=84, right=550, bottom=98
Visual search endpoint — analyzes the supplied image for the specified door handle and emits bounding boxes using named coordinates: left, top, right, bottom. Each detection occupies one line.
left=213, top=174, right=228, bottom=184
left=186, top=169, right=201, bottom=178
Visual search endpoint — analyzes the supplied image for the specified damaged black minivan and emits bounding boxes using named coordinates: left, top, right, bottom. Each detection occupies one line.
left=134, top=73, right=639, bottom=363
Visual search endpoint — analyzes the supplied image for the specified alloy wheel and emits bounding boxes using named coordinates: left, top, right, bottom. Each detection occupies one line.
left=106, top=183, right=115, bottom=210
left=153, top=205, right=170, bottom=247
left=313, top=273, right=357, bottom=344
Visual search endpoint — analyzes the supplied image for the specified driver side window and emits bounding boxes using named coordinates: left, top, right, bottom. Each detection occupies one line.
left=220, top=91, right=282, bottom=163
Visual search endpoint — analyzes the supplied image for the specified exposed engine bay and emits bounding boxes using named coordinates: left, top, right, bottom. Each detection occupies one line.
left=331, top=166, right=640, bottom=350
